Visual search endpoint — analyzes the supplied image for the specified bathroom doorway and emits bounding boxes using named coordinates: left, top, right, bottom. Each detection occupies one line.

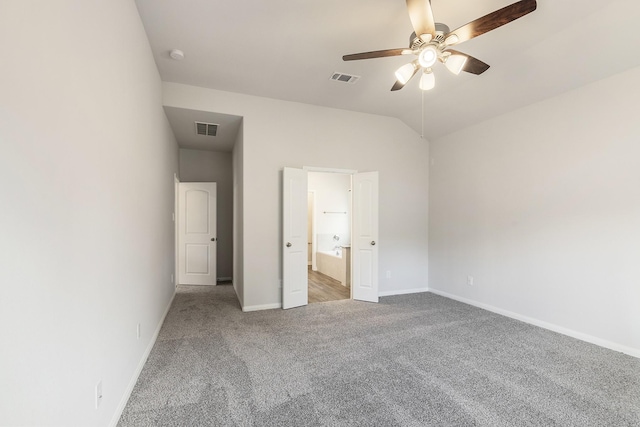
left=307, top=172, right=351, bottom=304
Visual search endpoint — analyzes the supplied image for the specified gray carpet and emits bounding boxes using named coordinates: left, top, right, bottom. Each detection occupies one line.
left=118, top=285, right=640, bottom=426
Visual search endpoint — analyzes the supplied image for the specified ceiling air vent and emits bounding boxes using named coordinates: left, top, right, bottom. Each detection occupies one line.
left=330, top=72, right=360, bottom=84
left=195, top=122, right=218, bottom=137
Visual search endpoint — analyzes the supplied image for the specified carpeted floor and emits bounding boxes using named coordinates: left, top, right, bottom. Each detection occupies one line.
left=118, top=285, right=640, bottom=426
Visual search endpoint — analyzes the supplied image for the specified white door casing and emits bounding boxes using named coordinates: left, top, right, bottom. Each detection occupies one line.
left=282, top=167, right=308, bottom=309
left=352, top=172, right=379, bottom=302
left=178, top=182, right=217, bottom=285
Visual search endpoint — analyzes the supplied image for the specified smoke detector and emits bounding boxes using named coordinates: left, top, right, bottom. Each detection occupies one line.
left=170, top=49, right=185, bottom=61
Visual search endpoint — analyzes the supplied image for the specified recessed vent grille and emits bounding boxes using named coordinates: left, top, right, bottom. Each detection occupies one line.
left=195, top=122, right=218, bottom=137
left=330, top=72, right=360, bottom=84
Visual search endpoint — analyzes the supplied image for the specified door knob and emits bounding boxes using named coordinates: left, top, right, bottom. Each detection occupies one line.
left=371, top=241, right=376, bottom=246
left=211, top=237, right=216, bottom=242
left=286, top=242, right=292, bottom=247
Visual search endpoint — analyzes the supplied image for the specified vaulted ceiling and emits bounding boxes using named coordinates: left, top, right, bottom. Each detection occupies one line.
left=136, top=0, right=640, bottom=141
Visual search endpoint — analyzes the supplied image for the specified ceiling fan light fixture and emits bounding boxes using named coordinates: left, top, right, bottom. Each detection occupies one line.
left=418, top=45, right=438, bottom=68
left=444, top=34, right=459, bottom=46
left=444, top=54, right=467, bottom=75
left=419, top=33, right=433, bottom=44
left=395, top=62, right=417, bottom=85
left=419, top=70, right=435, bottom=91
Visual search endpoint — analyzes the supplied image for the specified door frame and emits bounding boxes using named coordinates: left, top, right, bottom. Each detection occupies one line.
left=308, top=190, right=317, bottom=270
left=304, top=166, right=358, bottom=302
left=177, top=182, right=218, bottom=286
left=174, top=173, right=180, bottom=290
left=283, top=166, right=378, bottom=309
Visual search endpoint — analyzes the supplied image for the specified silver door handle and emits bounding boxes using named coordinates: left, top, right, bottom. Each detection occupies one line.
left=286, top=242, right=292, bottom=247
left=371, top=241, right=376, bottom=246
left=211, top=237, right=216, bottom=242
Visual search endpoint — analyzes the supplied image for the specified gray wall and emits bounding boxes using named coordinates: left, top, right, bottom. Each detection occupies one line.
left=429, top=66, right=640, bottom=356
left=233, top=125, right=245, bottom=303
left=0, top=1, right=179, bottom=424
left=164, top=83, right=430, bottom=310
left=179, top=149, right=234, bottom=279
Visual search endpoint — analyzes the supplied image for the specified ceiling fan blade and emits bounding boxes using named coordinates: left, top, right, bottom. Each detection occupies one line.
left=406, top=0, right=436, bottom=39
left=446, top=49, right=490, bottom=75
left=445, top=0, right=537, bottom=46
left=343, top=48, right=411, bottom=61
left=391, top=67, right=420, bottom=91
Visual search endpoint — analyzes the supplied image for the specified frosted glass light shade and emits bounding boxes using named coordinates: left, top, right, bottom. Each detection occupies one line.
left=418, top=45, right=438, bottom=68
left=395, top=62, right=416, bottom=84
left=445, top=54, right=467, bottom=75
left=419, top=71, right=435, bottom=90
left=444, top=34, right=459, bottom=46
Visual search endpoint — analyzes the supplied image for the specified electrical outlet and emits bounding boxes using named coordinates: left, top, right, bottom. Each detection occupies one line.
left=136, top=323, right=140, bottom=339
left=386, top=270, right=391, bottom=279
left=95, top=380, right=103, bottom=409
left=170, top=274, right=174, bottom=284
left=467, top=275, right=474, bottom=286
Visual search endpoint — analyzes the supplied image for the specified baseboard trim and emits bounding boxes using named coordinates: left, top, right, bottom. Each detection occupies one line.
left=109, top=290, right=176, bottom=427
left=379, top=287, right=429, bottom=297
left=428, top=288, right=640, bottom=359
left=242, top=303, right=282, bottom=312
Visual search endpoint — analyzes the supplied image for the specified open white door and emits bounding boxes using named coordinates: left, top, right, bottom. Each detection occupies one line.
left=282, top=167, right=308, bottom=309
left=178, top=182, right=217, bottom=285
left=352, top=172, right=379, bottom=302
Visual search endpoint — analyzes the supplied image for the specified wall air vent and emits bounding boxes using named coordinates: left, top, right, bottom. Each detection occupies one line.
left=195, top=122, right=218, bottom=137
left=329, top=72, right=360, bottom=84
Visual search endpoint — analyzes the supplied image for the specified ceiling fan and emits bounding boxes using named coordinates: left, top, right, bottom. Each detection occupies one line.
left=343, top=0, right=537, bottom=91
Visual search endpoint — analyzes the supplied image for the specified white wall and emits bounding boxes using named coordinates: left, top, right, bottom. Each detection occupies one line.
left=429, top=66, right=640, bottom=356
left=308, top=172, right=352, bottom=252
left=179, top=149, right=233, bottom=279
left=163, top=83, right=430, bottom=309
left=0, top=1, right=179, bottom=425
left=232, top=124, right=245, bottom=305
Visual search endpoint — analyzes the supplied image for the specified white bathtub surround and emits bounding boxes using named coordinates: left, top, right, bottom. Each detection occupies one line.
left=317, top=233, right=349, bottom=253
left=316, top=247, right=351, bottom=287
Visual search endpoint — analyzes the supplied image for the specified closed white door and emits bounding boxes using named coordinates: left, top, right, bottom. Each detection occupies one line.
left=352, top=172, right=379, bottom=302
left=178, top=182, right=217, bottom=285
left=282, top=167, right=308, bottom=309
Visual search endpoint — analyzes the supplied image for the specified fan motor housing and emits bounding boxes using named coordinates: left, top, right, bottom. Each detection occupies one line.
left=409, top=23, right=450, bottom=49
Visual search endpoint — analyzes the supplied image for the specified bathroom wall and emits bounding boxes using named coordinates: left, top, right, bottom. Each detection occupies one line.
left=308, top=172, right=352, bottom=252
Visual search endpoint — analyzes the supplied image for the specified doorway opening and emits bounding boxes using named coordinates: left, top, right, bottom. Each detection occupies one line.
left=282, top=167, right=378, bottom=309
left=307, top=172, right=351, bottom=304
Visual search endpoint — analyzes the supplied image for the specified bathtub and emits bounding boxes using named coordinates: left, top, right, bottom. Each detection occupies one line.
left=316, top=247, right=351, bottom=287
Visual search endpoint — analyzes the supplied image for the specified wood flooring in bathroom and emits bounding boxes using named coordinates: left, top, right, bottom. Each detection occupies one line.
left=308, top=266, right=350, bottom=304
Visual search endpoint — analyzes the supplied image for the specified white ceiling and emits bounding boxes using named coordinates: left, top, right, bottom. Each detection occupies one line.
left=136, top=0, right=640, bottom=143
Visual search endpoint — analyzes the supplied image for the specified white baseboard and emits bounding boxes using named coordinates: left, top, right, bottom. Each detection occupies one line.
left=109, top=290, right=176, bottom=427
left=379, top=287, right=429, bottom=297
left=428, top=288, right=640, bottom=359
left=242, top=302, right=282, bottom=312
